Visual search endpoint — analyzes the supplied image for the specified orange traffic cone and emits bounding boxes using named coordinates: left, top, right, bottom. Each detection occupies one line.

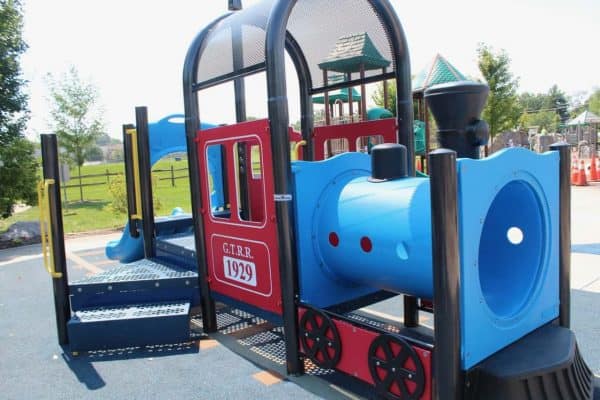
left=571, top=159, right=579, bottom=185
left=590, top=154, right=599, bottom=182
left=575, top=160, right=588, bottom=186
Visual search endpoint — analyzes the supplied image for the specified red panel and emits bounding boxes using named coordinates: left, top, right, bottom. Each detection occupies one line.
left=196, top=119, right=282, bottom=315
left=298, top=307, right=432, bottom=400
left=312, top=119, right=398, bottom=160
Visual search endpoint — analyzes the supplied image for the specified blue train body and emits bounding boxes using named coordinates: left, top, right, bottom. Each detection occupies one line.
left=293, top=148, right=559, bottom=368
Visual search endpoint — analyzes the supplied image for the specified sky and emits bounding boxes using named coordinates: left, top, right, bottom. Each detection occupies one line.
left=21, top=0, right=600, bottom=140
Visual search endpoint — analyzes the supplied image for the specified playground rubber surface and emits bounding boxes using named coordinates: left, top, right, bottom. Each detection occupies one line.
left=1, top=184, right=600, bottom=399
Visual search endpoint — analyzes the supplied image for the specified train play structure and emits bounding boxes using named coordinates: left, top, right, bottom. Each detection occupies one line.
left=37, top=1, right=596, bottom=399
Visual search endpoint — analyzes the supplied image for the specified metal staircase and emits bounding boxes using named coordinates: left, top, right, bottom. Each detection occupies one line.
left=39, top=111, right=204, bottom=354
left=67, top=259, right=199, bottom=352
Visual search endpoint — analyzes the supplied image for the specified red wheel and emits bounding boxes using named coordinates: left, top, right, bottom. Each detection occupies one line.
left=299, top=308, right=341, bottom=369
left=368, top=334, right=425, bottom=400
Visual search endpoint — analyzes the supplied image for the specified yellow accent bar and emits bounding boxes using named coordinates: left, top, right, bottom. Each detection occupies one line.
left=293, top=140, right=307, bottom=161
left=37, top=179, right=62, bottom=278
left=125, top=128, right=143, bottom=220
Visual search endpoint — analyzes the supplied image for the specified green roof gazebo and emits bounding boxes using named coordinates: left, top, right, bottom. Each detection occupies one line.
left=412, top=54, right=470, bottom=157
left=312, top=88, right=362, bottom=104
left=317, top=32, right=391, bottom=124
left=412, top=53, right=467, bottom=92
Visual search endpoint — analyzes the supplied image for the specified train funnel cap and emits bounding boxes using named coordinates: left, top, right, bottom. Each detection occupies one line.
left=424, top=81, right=490, bottom=159
left=369, top=143, right=408, bottom=182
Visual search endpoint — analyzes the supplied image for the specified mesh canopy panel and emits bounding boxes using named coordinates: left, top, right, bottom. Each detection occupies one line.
left=196, top=0, right=274, bottom=84
left=287, top=0, right=393, bottom=89
left=196, top=0, right=394, bottom=90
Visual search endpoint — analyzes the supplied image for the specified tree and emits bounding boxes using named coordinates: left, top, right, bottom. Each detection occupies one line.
left=0, top=0, right=37, bottom=218
left=517, top=86, right=570, bottom=131
left=477, top=44, right=520, bottom=140
left=546, top=85, right=569, bottom=123
left=47, top=67, right=105, bottom=202
left=519, top=110, right=560, bottom=133
left=85, top=146, right=104, bottom=162
left=519, top=92, right=547, bottom=113
left=371, top=80, right=397, bottom=116
left=588, top=89, right=600, bottom=116
left=95, top=132, right=120, bottom=146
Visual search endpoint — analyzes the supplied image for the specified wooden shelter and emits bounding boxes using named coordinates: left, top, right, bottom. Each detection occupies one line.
left=566, top=110, right=600, bottom=156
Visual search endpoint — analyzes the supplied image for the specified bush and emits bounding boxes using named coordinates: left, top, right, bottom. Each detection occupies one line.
left=107, top=174, right=162, bottom=215
left=107, top=175, right=128, bottom=214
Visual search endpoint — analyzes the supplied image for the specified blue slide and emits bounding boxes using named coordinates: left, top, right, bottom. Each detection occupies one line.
left=106, top=115, right=217, bottom=263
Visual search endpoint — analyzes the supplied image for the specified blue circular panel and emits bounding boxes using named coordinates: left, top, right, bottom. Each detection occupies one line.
left=478, top=180, right=545, bottom=319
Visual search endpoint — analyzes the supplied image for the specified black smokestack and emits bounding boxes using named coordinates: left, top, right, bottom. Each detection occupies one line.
left=424, top=81, right=490, bottom=159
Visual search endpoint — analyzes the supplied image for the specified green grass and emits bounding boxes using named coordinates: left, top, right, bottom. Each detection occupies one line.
left=0, top=159, right=193, bottom=234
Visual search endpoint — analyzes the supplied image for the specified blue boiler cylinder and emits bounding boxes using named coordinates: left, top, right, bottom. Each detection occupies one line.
left=314, top=176, right=433, bottom=298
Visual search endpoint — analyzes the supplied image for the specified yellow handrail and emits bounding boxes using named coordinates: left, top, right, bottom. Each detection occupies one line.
left=125, top=128, right=143, bottom=220
left=37, top=179, right=62, bottom=278
left=293, top=140, right=307, bottom=161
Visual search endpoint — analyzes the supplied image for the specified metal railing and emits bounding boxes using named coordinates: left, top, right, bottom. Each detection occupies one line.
left=37, top=179, right=62, bottom=278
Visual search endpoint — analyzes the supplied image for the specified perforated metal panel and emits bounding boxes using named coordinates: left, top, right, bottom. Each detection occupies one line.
left=196, top=0, right=274, bottom=85
left=196, top=305, right=358, bottom=377
left=74, top=302, right=189, bottom=323
left=345, top=312, right=401, bottom=334
left=288, top=0, right=393, bottom=89
left=195, top=0, right=394, bottom=91
left=85, top=342, right=197, bottom=359
left=70, top=259, right=196, bottom=285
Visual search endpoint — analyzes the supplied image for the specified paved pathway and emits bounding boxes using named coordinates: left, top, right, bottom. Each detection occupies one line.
left=1, top=185, right=599, bottom=399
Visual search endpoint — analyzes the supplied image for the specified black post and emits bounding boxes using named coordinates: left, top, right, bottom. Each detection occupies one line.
left=135, top=107, right=155, bottom=258
left=171, top=165, right=175, bottom=187
left=550, top=142, right=571, bottom=328
left=265, top=1, right=304, bottom=376
left=369, top=0, right=414, bottom=174
left=429, top=148, right=462, bottom=400
left=403, top=296, right=419, bottom=327
left=41, top=134, right=70, bottom=346
left=182, top=16, right=228, bottom=333
left=285, top=33, right=313, bottom=161
left=232, top=13, right=246, bottom=122
left=122, top=124, right=139, bottom=238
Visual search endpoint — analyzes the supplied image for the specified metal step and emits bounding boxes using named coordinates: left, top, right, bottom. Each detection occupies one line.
left=155, top=233, right=197, bottom=269
left=69, top=259, right=198, bottom=310
left=68, top=301, right=191, bottom=352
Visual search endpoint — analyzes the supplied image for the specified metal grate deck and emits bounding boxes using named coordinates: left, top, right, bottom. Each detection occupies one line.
left=71, top=259, right=197, bottom=285
left=345, top=312, right=401, bottom=334
left=156, top=233, right=196, bottom=258
left=200, top=305, right=337, bottom=377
